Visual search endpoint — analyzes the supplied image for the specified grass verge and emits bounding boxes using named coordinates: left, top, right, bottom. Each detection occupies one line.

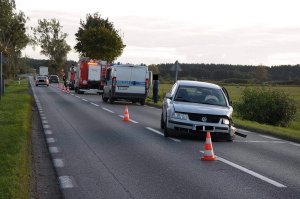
left=0, top=79, right=32, bottom=199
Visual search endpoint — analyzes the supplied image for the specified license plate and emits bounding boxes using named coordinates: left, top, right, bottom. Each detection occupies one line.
left=118, top=86, right=128, bottom=90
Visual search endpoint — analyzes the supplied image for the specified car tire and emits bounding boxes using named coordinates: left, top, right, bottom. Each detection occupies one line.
left=226, top=134, right=235, bottom=142
left=140, top=99, right=145, bottom=106
left=163, top=114, right=170, bottom=137
left=160, top=113, right=165, bottom=129
left=102, top=94, right=108, bottom=103
left=109, top=93, right=114, bottom=104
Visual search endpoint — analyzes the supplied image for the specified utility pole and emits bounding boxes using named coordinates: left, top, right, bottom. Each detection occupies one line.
left=171, top=60, right=182, bottom=83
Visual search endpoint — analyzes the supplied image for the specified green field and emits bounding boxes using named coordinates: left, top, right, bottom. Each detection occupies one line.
left=0, top=80, right=31, bottom=199
left=147, top=83, right=300, bottom=142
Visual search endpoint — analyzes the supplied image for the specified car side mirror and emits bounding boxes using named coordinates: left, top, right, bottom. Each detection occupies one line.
left=165, top=92, right=172, bottom=99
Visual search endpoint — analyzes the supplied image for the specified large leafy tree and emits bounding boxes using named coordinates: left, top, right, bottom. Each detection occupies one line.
left=0, top=0, right=30, bottom=77
left=75, top=12, right=125, bottom=62
left=33, top=19, right=71, bottom=73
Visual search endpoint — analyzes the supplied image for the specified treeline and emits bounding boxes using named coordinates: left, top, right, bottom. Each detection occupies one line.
left=157, top=63, right=300, bottom=84
left=21, top=58, right=76, bottom=76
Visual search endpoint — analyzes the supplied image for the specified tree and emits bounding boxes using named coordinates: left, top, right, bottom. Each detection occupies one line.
left=75, top=12, right=125, bottom=62
left=255, top=65, right=269, bottom=82
left=32, top=19, right=71, bottom=73
left=148, top=64, right=159, bottom=74
left=0, top=0, right=30, bottom=77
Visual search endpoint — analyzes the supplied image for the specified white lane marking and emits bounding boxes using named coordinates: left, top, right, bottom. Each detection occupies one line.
left=90, top=102, right=99, bottom=107
left=49, top=146, right=59, bottom=153
left=200, top=151, right=286, bottom=188
left=290, top=142, right=300, bottom=147
left=42, top=120, right=48, bottom=124
left=118, top=115, right=139, bottom=123
left=82, top=99, right=88, bottom=102
left=45, top=130, right=52, bottom=135
left=43, top=124, right=50, bottom=129
left=234, top=140, right=286, bottom=144
left=149, top=106, right=154, bottom=109
left=75, top=95, right=80, bottom=98
left=59, top=176, right=74, bottom=189
left=41, top=116, right=47, bottom=120
left=259, top=135, right=281, bottom=141
left=47, top=138, right=55, bottom=143
left=146, top=127, right=164, bottom=136
left=53, top=159, right=64, bottom=168
left=70, top=93, right=74, bottom=96
left=169, top=137, right=181, bottom=142
left=102, top=107, right=114, bottom=113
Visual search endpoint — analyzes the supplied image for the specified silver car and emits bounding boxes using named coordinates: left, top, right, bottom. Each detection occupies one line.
left=161, top=80, right=236, bottom=141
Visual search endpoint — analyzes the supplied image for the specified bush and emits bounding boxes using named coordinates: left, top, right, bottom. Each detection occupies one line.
left=235, top=87, right=297, bottom=127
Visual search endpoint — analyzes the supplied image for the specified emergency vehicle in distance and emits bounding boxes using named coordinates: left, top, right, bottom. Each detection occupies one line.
left=102, top=63, right=152, bottom=105
left=74, top=58, right=108, bottom=94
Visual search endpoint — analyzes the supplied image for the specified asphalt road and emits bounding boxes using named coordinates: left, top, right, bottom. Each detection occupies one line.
left=30, top=77, right=300, bottom=199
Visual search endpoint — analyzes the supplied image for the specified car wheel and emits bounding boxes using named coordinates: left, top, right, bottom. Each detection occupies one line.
left=132, top=99, right=137, bottom=104
left=163, top=114, right=170, bottom=137
left=160, top=113, right=165, bottom=129
left=109, top=93, right=114, bottom=104
left=140, top=99, right=145, bottom=106
left=226, top=134, right=235, bottom=142
left=102, top=93, right=108, bottom=102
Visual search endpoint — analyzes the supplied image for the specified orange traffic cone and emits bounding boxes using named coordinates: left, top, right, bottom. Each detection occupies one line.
left=123, top=105, right=130, bottom=122
left=201, top=132, right=217, bottom=161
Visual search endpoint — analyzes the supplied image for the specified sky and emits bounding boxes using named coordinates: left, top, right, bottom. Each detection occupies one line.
left=15, top=0, right=300, bottom=66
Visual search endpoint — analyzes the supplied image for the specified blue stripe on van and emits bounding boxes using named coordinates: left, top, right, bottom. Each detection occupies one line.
left=116, top=80, right=146, bottom=86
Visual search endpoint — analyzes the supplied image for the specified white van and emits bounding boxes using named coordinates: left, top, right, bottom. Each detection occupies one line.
left=102, top=64, right=151, bottom=105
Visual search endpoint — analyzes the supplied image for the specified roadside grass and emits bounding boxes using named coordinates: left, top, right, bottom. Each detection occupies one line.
left=0, top=79, right=31, bottom=199
left=146, top=83, right=300, bottom=142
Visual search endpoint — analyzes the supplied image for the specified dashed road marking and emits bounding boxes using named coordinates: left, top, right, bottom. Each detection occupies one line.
left=43, top=124, right=50, bottom=129
left=90, top=102, right=99, bottom=107
left=42, top=120, right=48, bottom=124
left=47, top=138, right=55, bottom=143
left=82, top=99, right=88, bottom=102
left=200, top=151, right=287, bottom=188
left=41, top=116, right=47, bottom=120
left=59, top=176, right=74, bottom=189
left=146, top=127, right=164, bottom=136
left=45, top=130, right=52, bottom=135
left=169, top=137, right=181, bottom=142
left=102, top=107, right=114, bottom=113
left=234, top=140, right=286, bottom=144
left=259, top=135, right=281, bottom=141
left=118, top=115, right=139, bottom=123
left=290, top=142, right=300, bottom=147
left=75, top=95, right=80, bottom=98
left=53, top=159, right=64, bottom=168
left=49, top=146, right=59, bottom=153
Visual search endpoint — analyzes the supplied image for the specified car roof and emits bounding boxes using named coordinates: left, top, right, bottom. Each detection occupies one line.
left=176, top=80, right=222, bottom=89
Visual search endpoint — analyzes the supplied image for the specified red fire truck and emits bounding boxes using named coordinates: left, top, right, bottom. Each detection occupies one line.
left=74, top=58, right=108, bottom=94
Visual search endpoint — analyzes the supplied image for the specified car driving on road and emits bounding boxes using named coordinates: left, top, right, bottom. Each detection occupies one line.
left=49, top=75, right=59, bottom=83
left=35, top=75, right=49, bottom=87
left=161, top=80, right=236, bottom=141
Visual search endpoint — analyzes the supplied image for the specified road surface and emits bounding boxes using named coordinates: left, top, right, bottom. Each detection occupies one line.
left=30, top=77, right=300, bottom=199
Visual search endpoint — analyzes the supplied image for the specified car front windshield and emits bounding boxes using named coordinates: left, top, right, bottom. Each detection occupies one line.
left=174, top=85, right=227, bottom=106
